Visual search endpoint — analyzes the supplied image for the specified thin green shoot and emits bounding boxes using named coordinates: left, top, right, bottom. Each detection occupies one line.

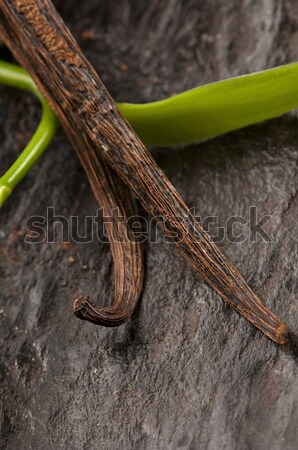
left=0, top=61, right=58, bottom=207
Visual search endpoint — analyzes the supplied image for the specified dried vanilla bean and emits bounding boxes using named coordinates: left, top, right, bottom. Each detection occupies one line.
left=73, top=163, right=144, bottom=327
left=0, top=0, right=288, bottom=343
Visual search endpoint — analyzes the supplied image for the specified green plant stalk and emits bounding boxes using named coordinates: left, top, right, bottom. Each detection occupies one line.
left=118, top=62, right=298, bottom=146
left=1, top=60, right=298, bottom=207
left=0, top=61, right=58, bottom=207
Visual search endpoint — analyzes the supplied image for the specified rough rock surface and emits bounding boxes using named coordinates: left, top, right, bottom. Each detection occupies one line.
left=0, top=1, right=298, bottom=449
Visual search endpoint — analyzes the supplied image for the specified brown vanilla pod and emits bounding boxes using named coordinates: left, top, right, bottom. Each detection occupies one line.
left=0, top=0, right=288, bottom=343
left=73, top=164, right=144, bottom=327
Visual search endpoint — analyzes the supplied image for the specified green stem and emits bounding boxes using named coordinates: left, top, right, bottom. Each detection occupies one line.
left=0, top=61, right=58, bottom=207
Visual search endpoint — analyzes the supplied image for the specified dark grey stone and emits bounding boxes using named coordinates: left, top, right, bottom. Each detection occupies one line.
left=0, top=1, right=297, bottom=449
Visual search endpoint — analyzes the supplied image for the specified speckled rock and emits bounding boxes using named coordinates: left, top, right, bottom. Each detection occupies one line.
left=0, top=1, right=297, bottom=449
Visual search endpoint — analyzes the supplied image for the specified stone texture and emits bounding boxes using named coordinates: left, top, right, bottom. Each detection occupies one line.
left=0, top=1, right=298, bottom=449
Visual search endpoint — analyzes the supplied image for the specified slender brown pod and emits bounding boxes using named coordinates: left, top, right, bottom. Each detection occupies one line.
left=73, top=163, right=144, bottom=326
left=0, top=0, right=289, bottom=343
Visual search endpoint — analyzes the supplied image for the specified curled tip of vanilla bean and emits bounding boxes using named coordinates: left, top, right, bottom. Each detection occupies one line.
left=275, top=323, right=289, bottom=345
left=73, top=296, right=133, bottom=327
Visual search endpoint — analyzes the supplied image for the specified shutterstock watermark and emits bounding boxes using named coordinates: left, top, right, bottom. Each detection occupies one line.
left=24, top=206, right=272, bottom=244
